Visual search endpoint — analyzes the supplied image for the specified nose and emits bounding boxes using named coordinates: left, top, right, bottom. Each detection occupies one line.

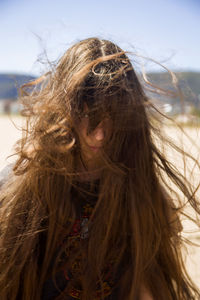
left=91, top=116, right=111, bottom=142
left=93, top=126, right=105, bottom=141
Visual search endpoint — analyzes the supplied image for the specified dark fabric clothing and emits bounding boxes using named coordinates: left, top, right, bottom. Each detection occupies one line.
left=42, top=181, right=121, bottom=300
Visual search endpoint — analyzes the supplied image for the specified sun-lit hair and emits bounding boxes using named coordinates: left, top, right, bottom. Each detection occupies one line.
left=0, top=37, right=200, bottom=299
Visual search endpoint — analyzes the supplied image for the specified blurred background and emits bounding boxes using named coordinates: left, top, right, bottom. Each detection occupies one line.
left=1, top=0, right=200, bottom=117
left=0, top=0, right=200, bottom=287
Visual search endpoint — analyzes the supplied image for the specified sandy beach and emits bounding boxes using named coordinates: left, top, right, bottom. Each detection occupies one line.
left=0, top=116, right=200, bottom=289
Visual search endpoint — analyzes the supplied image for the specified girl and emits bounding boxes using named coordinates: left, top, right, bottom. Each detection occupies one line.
left=0, top=37, right=199, bottom=299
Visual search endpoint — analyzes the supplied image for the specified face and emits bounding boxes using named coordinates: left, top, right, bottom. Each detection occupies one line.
left=77, top=104, right=113, bottom=165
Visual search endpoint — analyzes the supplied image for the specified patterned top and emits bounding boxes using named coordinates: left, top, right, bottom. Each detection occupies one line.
left=42, top=181, right=119, bottom=300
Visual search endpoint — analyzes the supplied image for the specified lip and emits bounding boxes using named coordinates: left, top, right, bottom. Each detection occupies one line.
left=89, top=146, right=102, bottom=152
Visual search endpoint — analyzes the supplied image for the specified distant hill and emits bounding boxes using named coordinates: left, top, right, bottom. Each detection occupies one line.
left=146, top=71, right=200, bottom=106
left=147, top=72, right=200, bottom=94
left=0, top=72, right=200, bottom=107
left=0, top=73, right=36, bottom=100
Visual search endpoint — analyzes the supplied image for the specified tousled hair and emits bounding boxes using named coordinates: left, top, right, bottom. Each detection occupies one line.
left=0, top=37, right=200, bottom=299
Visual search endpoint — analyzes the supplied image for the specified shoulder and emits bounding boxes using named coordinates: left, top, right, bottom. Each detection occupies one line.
left=0, top=164, right=14, bottom=189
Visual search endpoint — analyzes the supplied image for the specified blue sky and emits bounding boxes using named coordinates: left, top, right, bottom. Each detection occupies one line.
left=0, top=0, right=199, bottom=75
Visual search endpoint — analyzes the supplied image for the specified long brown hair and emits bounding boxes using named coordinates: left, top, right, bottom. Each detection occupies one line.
left=0, top=37, right=200, bottom=299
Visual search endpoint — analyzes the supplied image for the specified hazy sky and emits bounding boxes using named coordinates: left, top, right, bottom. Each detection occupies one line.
left=0, top=0, right=199, bottom=75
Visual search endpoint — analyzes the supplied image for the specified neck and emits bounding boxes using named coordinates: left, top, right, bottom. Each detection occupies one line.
left=78, top=154, right=103, bottom=181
